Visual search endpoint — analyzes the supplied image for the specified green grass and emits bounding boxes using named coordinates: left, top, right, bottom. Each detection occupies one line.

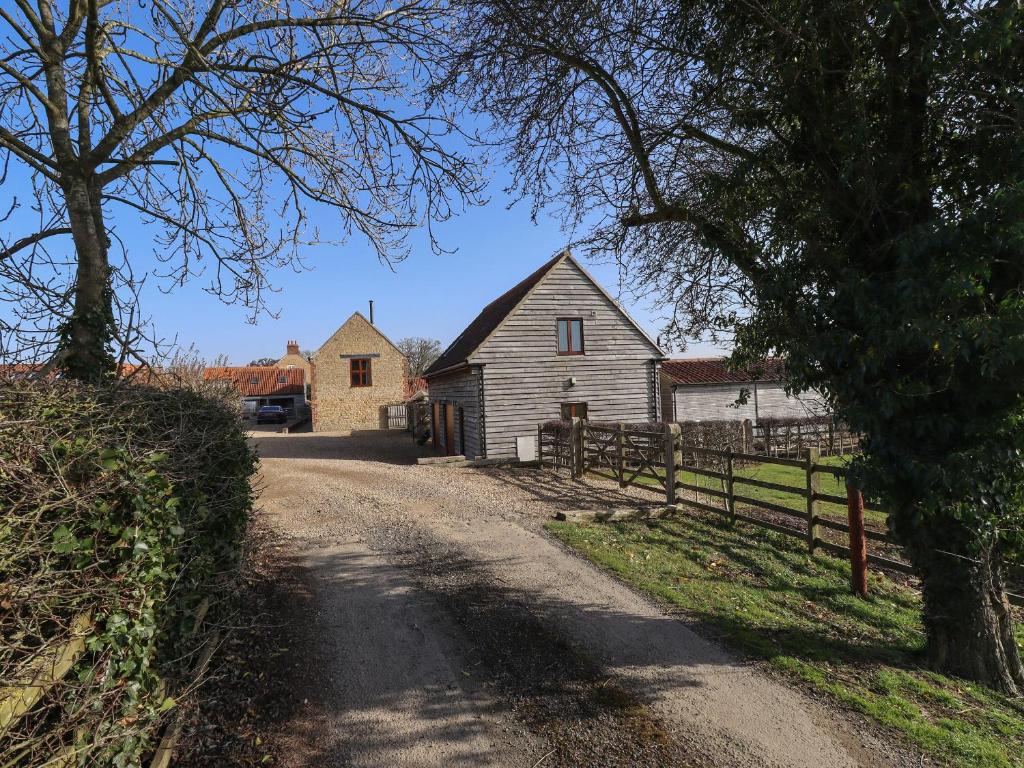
left=631, top=453, right=889, bottom=527
left=547, top=514, right=1024, bottom=768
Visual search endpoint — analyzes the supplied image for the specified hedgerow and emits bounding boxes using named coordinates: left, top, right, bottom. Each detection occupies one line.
left=0, top=379, right=255, bottom=766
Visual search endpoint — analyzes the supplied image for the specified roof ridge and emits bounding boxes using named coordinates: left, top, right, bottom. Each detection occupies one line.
left=424, top=250, right=567, bottom=376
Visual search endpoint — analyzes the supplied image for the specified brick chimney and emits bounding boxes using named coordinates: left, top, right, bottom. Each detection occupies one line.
left=286, top=340, right=299, bottom=356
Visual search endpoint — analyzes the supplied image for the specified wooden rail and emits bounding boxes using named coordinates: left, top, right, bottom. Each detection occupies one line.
left=0, top=612, right=93, bottom=740
left=538, top=420, right=1024, bottom=607
left=0, top=595, right=221, bottom=767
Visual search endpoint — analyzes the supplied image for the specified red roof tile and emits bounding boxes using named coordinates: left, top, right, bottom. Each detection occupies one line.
left=203, top=366, right=305, bottom=397
left=661, top=357, right=787, bottom=386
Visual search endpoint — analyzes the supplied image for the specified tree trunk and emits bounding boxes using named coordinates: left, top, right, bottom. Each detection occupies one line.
left=907, top=530, right=1024, bottom=694
left=61, top=175, right=114, bottom=382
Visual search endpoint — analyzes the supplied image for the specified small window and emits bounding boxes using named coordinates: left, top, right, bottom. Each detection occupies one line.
left=560, top=402, right=588, bottom=420
left=557, top=318, right=584, bottom=355
left=249, top=376, right=259, bottom=386
left=350, top=358, right=372, bottom=387
left=277, top=374, right=287, bottom=384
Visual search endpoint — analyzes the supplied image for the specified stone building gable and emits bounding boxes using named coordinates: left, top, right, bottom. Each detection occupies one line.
left=310, top=312, right=408, bottom=432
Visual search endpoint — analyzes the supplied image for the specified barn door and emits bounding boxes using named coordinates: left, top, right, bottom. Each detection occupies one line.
left=432, top=401, right=440, bottom=450
left=445, top=404, right=456, bottom=456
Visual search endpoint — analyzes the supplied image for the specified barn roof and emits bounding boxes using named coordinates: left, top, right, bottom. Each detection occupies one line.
left=424, top=250, right=661, bottom=376
left=203, top=366, right=305, bottom=397
left=661, top=357, right=787, bottom=386
left=424, top=252, right=565, bottom=376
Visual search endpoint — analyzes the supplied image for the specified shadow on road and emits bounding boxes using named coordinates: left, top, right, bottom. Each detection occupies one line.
left=250, top=428, right=429, bottom=465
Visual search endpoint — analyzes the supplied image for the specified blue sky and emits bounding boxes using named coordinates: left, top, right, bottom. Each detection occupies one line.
left=0, top=156, right=728, bottom=365
left=139, top=170, right=727, bottom=365
left=0, top=6, right=730, bottom=367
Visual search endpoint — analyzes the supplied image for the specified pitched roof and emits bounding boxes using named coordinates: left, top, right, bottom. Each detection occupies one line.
left=313, top=311, right=405, bottom=360
left=203, top=366, right=305, bottom=397
left=424, top=252, right=566, bottom=376
left=661, top=357, right=787, bottom=386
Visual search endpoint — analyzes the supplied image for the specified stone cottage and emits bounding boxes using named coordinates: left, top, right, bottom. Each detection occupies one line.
left=309, top=312, right=407, bottom=432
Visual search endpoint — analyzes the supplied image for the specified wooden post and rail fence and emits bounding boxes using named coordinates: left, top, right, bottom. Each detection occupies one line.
left=538, top=419, right=1021, bottom=605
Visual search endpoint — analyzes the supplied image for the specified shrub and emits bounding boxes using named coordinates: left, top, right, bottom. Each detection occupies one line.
left=0, top=379, right=255, bottom=766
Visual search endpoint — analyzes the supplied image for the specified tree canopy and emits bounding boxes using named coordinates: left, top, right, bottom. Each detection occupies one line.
left=0, top=0, right=480, bottom=378
left=455, top=0, right=1024, bottom=691
left=397, top=336, right=441, bottom=377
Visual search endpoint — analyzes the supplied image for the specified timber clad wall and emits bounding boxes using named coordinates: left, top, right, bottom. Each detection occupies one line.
left=427, top=367, right=482, bottom=458
left=669, top=380, right=827, bottom=423
left=472, top=258, right=661, bottom=459
left=311, top=312, right=407, bottom=432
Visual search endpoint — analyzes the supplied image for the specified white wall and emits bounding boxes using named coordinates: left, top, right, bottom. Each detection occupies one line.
left=672, top=382, right=826, bottom=423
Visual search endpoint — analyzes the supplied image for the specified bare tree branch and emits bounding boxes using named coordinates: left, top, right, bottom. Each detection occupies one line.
left=0, top=0, right=482, bottom=377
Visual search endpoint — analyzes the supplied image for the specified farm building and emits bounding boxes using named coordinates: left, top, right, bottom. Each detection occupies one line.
left=660, top=358, right=827, bottom=423
left=203, top=366, right=307, bottom=418
left=309, top=311, right=408, bottom=431
left=423, top=250, right=664, bottom=459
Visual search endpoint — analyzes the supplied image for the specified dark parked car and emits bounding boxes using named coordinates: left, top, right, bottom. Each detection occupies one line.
left=256, top=405, right=288, bottom=424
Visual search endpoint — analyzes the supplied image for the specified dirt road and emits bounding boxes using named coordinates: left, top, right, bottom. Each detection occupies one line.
left=252, top=430, right=908, bottom=768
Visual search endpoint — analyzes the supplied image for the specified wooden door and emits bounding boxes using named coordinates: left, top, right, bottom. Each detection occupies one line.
left=445, top=404, right=456, bottom=456
left=432, top=401, right=440, bottom=450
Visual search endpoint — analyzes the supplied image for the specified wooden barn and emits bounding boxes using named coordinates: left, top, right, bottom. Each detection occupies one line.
left=660, top=358, right=827, bottom=423
left=423, top=251, right=664, bottom=459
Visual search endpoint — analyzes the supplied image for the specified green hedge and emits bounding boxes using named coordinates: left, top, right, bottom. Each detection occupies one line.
left=0, top=380, right=255, bottom=766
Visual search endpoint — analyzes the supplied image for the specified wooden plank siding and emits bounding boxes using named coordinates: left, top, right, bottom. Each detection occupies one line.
left=426, top=366, right=483, bottom=458
left=471, top=258, right=662, bottom=459
left=671, top=381, right=827, bottom=423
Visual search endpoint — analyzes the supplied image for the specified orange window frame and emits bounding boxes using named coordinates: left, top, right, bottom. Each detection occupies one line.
left=350, top=358, right=372, bottom=387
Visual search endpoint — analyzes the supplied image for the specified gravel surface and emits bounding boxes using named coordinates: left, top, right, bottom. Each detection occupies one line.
left=251, top=429, right=910, bottom=768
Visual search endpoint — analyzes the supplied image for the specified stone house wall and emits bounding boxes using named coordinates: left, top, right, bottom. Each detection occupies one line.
left=311, top=312, right=407, bottom=432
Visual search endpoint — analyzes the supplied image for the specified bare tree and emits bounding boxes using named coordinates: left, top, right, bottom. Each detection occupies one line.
left=0, top=0, right=480, bottom=380
left=397, top=335, right=440, bottom=376
left=450, top=0, right=752, bottom=352
left=453, top=0, right=1024, bottom=692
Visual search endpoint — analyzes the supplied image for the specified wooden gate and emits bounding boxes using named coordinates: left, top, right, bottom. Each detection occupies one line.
left=385, top=403, right=407, bottom=429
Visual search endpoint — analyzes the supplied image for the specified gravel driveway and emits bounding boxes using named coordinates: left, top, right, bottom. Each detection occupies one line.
left=252, top=429, right=906, bottom=768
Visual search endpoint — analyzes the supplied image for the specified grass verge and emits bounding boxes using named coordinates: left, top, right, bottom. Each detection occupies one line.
left=547, top=513, right=1024, bottom=768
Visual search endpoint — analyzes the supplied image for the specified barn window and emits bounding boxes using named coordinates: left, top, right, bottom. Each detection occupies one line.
left=560, top=402, right=588, bottom=420
left=557, top=318, right=584, bottom=355
left=350, top=358, right=372, bottom=387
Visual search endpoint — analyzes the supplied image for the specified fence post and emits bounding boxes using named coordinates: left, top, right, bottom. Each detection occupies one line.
left=804, top=446, right=820, bottom=554
left=617, top=423, right=626, bottom=487
left=664, top=422, right=679, bottom=505
left=726, top=450, right=736, bottom=524
left=847, top=484, right=868, bottom=597
left=570, top=417, right=583, bottom=479
left=741, top=419, right=752, bottom=454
